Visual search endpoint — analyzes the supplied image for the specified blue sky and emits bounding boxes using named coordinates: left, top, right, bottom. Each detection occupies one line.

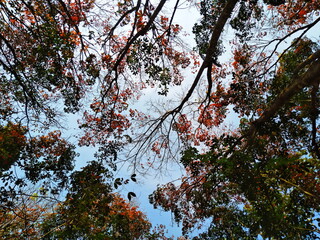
left=46, top=1, right=320, bottom=238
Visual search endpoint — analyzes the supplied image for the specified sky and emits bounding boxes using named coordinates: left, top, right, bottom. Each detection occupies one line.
left=71, top=2, right=201, bottom=238
left=69, top=1, right=241, bottom=237
left=6, top=0, right=320, bottom=238
left=108, top=2, right=320, bottom=238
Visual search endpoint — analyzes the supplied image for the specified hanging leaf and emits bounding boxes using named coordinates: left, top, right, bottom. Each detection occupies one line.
left=128, top=192, right=136, bottom=201
left=131, top=174, right=137, bottom=182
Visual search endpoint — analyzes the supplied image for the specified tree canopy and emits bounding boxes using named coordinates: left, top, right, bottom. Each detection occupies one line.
left=0, top=0, right=319, bottom=239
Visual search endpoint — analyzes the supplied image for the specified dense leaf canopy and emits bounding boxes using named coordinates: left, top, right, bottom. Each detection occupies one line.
left=0, top=0, right=319, bottom=239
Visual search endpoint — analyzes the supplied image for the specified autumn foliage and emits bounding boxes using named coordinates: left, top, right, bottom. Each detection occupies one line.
left=40, top=163, right=152, bottom=239
left=0, top=0, right=320, bottom=239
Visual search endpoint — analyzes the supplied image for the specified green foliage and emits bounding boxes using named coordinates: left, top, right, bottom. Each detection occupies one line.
left=230, top=0, right=261, bottom=42
left=0, top=0, right=320, bottom=239
left=192, top=0, right=225, bottom=61
left=39, top=161, right=153, bottom=240
left=40, top=161, right=114, bottom=239
left=270, top=38, right=318, bottom=98
left=151, top=35, right=320, bottom=239
left=0, top=123, right=27, bottom=170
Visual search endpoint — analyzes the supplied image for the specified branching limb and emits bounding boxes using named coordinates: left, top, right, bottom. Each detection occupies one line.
left=246, top=57, right=320, bottom=144
left=257, top=17, right=320, bottom=75
left=161, top=0, right=239, bottom=115
left=310, top=81, right=320, bottom=159
left=101, top=0, right=167, bottom=102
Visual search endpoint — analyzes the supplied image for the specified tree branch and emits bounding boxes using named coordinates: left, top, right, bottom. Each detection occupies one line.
left=247, top=57, right=320, bottom=143
left=310, top=81, right=320, bottom=159
left=163, top=0, right=239, bottom=114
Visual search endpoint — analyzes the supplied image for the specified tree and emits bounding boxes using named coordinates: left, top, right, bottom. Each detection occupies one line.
left=0, top=162, right=174, bottom=240
left=0, top=0, right=91, bottom=212
left=39, top=161, right=153, bottom=239
left=0, top=0, right=320, bottom=239
left=0, top=123, right=76, bottom=211
left=149, top=4, right=320, bottom=239
left=0, top=189, right=51, bottom=239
